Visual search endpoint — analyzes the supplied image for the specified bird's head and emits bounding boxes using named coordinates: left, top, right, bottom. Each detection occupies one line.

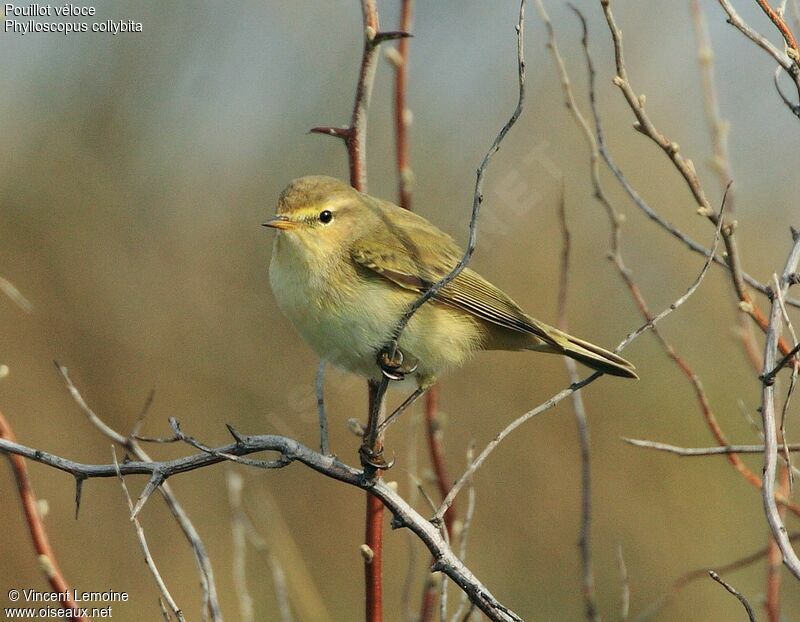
left=264, top=176, right=372, bottom=262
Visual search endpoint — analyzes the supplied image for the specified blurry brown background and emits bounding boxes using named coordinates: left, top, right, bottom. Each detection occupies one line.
left=2, top=1, right=799, bottom=620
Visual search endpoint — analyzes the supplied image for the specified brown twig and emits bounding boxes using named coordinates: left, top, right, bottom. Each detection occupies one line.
left=365, top=477, right=385, bottom=622
left=601, top=0, right=800, bottom=347
left=755, top=0, right=800, bottom=59
left=389, top=0, right=414, bottom=211
left=418, top=575, right=439, bottom=622
left=0, top=410, right=87, bottom=622
left=423, top=388, right=455, bottom=538
left=716, top=0, right=800, bottom=114
left=574, top=4, right=800, bottom=517
left=690, top=0, right=763, bottom=369
left=309, top=1, right=409, bottom=192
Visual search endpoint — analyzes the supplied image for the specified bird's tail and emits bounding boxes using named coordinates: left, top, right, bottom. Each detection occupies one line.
left=530, top=327, right=638, bottom=379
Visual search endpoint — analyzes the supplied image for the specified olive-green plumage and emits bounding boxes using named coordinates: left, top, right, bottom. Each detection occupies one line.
left=265, top=176, right=637, bottom=388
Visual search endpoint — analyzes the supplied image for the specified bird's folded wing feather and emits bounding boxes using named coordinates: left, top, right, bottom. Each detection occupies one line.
left=350, top=203, right=560, bottom=348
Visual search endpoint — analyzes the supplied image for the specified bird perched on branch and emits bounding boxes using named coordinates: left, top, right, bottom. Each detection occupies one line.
left=265, top=176, right=637, bottom=391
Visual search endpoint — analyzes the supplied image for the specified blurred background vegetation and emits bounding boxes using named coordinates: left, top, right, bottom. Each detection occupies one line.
left=2, top=1, right=799, bottom=620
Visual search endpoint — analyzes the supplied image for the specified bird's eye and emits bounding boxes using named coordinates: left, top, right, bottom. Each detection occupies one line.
left=318, top=210, right=333, bottom=224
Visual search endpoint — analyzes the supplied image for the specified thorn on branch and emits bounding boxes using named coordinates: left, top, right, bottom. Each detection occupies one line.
left=74, top=475, right=85, bottom=519
left=308, top=126, right=352, bottom=141
left=226, top=423, right=246, bottom=445
left=390, top=515, right=407, bottom=530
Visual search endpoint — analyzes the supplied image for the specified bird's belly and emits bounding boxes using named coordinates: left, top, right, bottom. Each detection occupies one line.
left=270, top=253, right=483, bottom=384
left=270, top=260, right=396, bottom=378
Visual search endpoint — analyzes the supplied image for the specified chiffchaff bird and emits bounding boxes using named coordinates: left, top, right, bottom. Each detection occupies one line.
left=265, top=176, right=637, bottom=391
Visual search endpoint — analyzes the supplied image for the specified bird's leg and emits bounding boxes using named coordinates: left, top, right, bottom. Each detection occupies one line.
left=377, top=343, right=418, bottom=382
left=360, top=378, right=393, bottom=472
left=377, top=386, right=427, bottom=436
left=360, top=346, right=420, bottom=472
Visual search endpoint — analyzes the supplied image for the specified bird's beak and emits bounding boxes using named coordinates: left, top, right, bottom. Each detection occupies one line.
left=262, top=215, right=296, bottom=230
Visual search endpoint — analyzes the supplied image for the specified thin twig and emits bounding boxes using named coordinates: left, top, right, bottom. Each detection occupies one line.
left=759, top=233, right=800, bottom=580
left=435, top=210, right=723, bottom=523
left=690, top=0, right=764, bottom=368
left=56, top=364, right=223, bottom=620
left=716, top=0, right=799, bottom=71
left=600, top=0, right=796, bottom=347
left=112, top=447, right=185, bottom=622
left=634, top=533, right=800, bottom=621
left=623, top=437, right=800, bottom=455
left=575, top=5, right=800, bottom=517
left=754, top=0, right=800, bottom=59
left=763, top=340, right=800, bottom=383
left=386, top=0, right=527, bottom=348
left=708, top=571, right=756, bottom=622
left=550, top=168, right=598, bottom=622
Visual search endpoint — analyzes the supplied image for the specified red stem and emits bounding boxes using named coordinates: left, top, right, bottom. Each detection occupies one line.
left=418, top=578, right=438, bottom=622
left=424, top=386, right=456, bottom=537
left=364, top=491, right=384, bottom=622
left=394, top=0, right=413, bottom=211
left=364, top=382, right=385, bottom=622
left=0, top=411, right=87, bottom=622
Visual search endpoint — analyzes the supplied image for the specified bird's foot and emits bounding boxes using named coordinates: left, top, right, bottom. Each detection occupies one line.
left=359, top=443, right=395, bottom=471
left=378, top=346, right=418, bottom=382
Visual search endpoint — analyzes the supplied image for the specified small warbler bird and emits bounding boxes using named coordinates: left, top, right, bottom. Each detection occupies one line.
left=265, top=176, right=637, bottom=390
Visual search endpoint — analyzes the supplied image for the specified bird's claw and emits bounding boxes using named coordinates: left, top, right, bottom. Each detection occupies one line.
left=359, top=444, right=395, bottom=470
left=378, top=347, right=418, bottom=382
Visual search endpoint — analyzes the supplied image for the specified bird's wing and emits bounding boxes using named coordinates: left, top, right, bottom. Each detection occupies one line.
left=350, top=201, right=560, bottom=347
